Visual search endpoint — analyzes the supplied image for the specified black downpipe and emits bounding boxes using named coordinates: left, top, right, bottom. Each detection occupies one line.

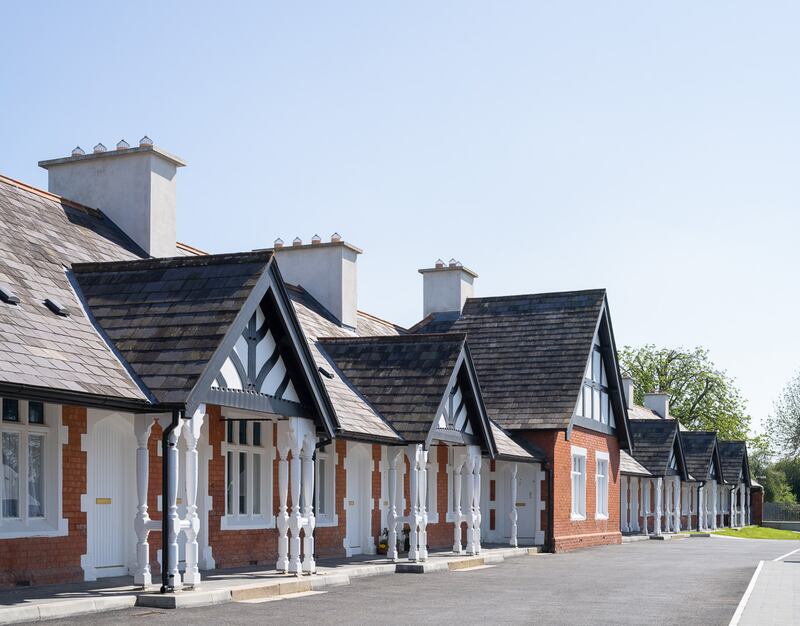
left=160, top=409, right=182, bottom=594
left=312, top=438, right=333, bottom=562
left=546, top=462, right=555, bottom=553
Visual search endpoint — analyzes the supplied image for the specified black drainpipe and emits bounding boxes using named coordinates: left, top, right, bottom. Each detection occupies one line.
left=161, top=408, right=182, bottom=594
left=546, top=461, right=555, bottom=553
left=312, top=437, right=333, bottom=562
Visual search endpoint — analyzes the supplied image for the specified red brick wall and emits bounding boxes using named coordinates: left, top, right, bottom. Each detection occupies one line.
left=751, top=489, right=763, bottom=526
left=313, top=439, right=347, bottom=558
left=0, top=405, right=87, bottom=588
left=425, top=445, right=454, bottom=549
left=521, top=426, right=621, bottom=552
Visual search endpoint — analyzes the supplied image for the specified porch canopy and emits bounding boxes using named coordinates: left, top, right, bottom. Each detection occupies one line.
left=718, top=440, right=753, bottom=527
left=681, top=431, right=725, bottom=531
left=72, top=251, right=337, bottom=588
left=318, top=334, right=541, bottom=558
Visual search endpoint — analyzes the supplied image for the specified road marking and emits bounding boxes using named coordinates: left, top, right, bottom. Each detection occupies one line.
left=772, top=547, right=800, bottom=562
left=452, top=564, right=495, bottom=572
left=236, top=590, right=327, bottom=604
left=728, top=560, right=763, bottom=626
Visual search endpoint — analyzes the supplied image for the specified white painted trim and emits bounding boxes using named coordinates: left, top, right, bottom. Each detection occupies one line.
left=729, top=560, right=764, bottom=626
left=773, top=547, right=800, bottom=562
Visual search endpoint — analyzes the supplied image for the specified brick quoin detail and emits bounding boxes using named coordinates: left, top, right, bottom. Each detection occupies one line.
left=0, top=405, right=87, bottom=588
left=521, top=426, right=621, bottom=553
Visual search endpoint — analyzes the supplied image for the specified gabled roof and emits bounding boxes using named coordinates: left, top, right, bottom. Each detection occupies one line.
left=620, top=450, right=652, bottom=477
left=680, top=431, right=722, bottom=482
left=317, top=334, right=482, bottom=441
left=628, top=419, right=687, bottom=478
left=718, top=441, right=750, bottom=486
left=412, top=290, right=631, bottom=447
left=0, top=174, right=151, bottom=407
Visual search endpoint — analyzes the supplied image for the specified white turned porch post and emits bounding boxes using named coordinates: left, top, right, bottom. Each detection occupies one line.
left=407, top=445, right=420, bottom=561
left=509, top=463, right=519, bottom=547
left=165, top=418, right=185, bottom=588
left=289, top=444, right=302, bottom=574
left=672, top=478, right=681, bottom=532
left=654, top=478, right=663, bottom=536
left=387, top=448, right=402, bottom=561
left=711, top=480, right=718, bottom=530
left=746, top=487, right=751, bottom=525
left=464, top=454, right=476, bottom=555
left=739, top=483, right=746, bottom=527
left=452, top=454, right=464, bottom=554
left=663, top=480, right=672, bottom=533
left=418, top=447, right=429, bottom=560
left=642, top=479, right=650, bottom=535
left=473, top=456, right=482, bottom=554
left=301, top=443, right=316, bottom=574
left=620, top=475, right=629, bottom=533
left=181, top=406, right=205, bottom=587
left=630, top=477, right=640, bottom=532
left=134, top=415, right=157, bottom=587
left=276, top=440, right=290, bottom=571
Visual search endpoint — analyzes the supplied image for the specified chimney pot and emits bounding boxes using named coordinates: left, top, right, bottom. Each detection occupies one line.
left=116, top=139, right=130, bottom=151
left=293, top=237, right=303, bottom=247
left=448, top=258, right=458, bottom=267
left=274, top=237, right=284, bottom=249
left=435, top=259, right=445, bottom=269
left=71, top=146, right=85, bottom=157
left=93, top=143, right=107, bottom=154
left=311, top=234, right=321, bottom=244
left=139, top=135, right=153, bottom=147
left=330, top=232, right=342, bottom=243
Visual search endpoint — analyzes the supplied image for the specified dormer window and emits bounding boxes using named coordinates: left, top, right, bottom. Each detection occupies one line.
left=576, top=344, right=616, bottom=427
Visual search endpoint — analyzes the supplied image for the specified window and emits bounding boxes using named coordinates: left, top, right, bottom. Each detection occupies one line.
left=595, top=452, right=609, bottom=519
left=571, top=446, right=587, bottom=520
left=315, top=445, right=336, bottom=526
left=576, top=343, right=616, bottom=428
left=222, top=419, right=272, bottom=529
left=0, top=399, right=63, bottom=537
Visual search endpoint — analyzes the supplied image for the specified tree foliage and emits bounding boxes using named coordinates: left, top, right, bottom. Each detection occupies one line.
left=766, top=370, right=800, bottom=457
left=763, top=468, right=797, bottom=504
left=619, top=345, right=750, bottom=440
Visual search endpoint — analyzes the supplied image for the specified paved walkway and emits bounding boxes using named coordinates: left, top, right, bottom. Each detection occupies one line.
left=734, top=546, right=800, bottom=625
left=0, top=545, right=534, bottom=624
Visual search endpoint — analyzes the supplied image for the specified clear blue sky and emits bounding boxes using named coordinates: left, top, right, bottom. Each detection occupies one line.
left=2, top=1, right=798, bottom=434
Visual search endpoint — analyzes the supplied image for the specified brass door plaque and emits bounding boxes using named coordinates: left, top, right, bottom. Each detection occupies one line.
left=96, top=497, right=112, bottom=505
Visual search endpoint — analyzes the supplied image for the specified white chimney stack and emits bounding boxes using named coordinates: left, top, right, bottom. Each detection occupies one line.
left=418, top=259, right=477, bottom=318
left=272, top=234, right=361, bottom=328
left=622, top=377, right=634, bottom=409
left=644, top=392, right=670, bottom=419
left=39, top=139, right=185, bottom=258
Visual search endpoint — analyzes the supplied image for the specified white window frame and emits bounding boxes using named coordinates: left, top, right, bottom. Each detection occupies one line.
left=0, top=400, right=66, bottom=538
left=314, top=444, right=337, bottom=527
left=221, top=420, right=273, bottom=530
left=570, top=446, right=587, bottom=521
left=595, top=451, right=609, bottom=520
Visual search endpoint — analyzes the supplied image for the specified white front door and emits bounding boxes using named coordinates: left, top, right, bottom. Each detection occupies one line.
left=89, top=417, right=133, bottom=577
left=346, top=443, right=371, bottom=555
left=516, top=465, right=536, bottom=541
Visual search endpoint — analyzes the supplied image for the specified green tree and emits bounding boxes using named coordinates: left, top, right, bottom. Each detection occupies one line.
left=619, top=345, right=750, bottom=439
left=762, top=468, right=797, bottom=504
left=766, top=371, right=800, bottom=457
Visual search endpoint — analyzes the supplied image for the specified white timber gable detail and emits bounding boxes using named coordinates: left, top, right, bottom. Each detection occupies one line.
left=210, top=303, right=300, bottom=402
left=435, top=384, right=474, bottom=435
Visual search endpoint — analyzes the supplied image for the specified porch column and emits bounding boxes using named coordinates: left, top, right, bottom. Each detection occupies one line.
left=746, top=487, right=751, bottom=525
left=289, top=444, right=303, bottom=574
left=387, top=448, right=402, bottom=561
left=473, top=456, right=482, bottom=554
left=165, top=418, right=185, bottom=588
left=301, top=441, right=316, bottom=574
left=418, top=447, right=429, bottom=560
left=509, top=463, right=519, bottom=547
left=407, top=444, right=420, bottom=561
left=672, top=478, right=681, bottom=532
left=181, top=406, right=205, bottom=587
left=653, top=478, right=662, bottom=536
left=133, top=415, right=157, bottom=587
left=663, top=480, right=672, bottom=533
left=711, top=480, right=718, bottom=530
left=698, top=484, right=705, bottom=530
left=620, top=475, right=629, bottom=533
left=464, top=453, right=477, bottom=555
left=452, top=454, right=464, bottom=554
left=641, top=479, right=650, bottom=535
left=630, top=477, right=640, bottom=532
left=276, top=441, right=290, bottom=572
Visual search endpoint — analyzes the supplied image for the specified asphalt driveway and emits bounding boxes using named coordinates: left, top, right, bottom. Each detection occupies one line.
left=55, top=536, right=799, bottom=626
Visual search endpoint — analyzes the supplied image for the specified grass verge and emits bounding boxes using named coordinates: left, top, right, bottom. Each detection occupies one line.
left=712, top=526, right=800, bottom=540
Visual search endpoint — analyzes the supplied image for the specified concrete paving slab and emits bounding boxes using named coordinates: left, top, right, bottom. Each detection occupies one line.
left=736, top=560, right=800, bottom=626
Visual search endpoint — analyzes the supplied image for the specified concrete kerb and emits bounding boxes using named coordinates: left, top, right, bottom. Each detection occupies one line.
left=0, top=547, right=538, bottom=622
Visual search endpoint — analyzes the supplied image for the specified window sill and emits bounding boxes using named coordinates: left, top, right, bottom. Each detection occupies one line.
left=315, top=514, right=338, bottom=528
left=595, top=514, right=609, bottom=521
left=570, top=513, right=586, bottom=522
left=220, top=517, right=273, bottom=531
left=0, top=518, right=67, bottom=539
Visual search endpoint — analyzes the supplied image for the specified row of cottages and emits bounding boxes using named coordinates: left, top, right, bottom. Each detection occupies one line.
left=0, top=138, right=746, bottom=593
left=618, top=386, right=760, bottom=537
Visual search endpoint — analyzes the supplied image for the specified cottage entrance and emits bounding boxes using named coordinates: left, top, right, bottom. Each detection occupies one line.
left=86, top=412, right=135, bottom=579
left=516, top=464, right=537, bottom=541
left=345, top=442, right=373, bottom=556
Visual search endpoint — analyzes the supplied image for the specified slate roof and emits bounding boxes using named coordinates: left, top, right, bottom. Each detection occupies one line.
left=491, top=422, right=545, bottom=462
left=628, top=419, right=679, bottom=476
left=414, top=290, right=607, bottom=430
left=72, top=252, right=272, bottom=406
left=680, top=431, right=718, bottom=482
left=628, top=403, right=689, bottom=431
left=718, top=441, right=747, bottom=485
left=620, top=450, right=651, bottom=477
left=317, top=334, right=466, bottom=442
left=288, top=286, right=402, bottom=442
left=0, top=175, right=150, bottom=404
